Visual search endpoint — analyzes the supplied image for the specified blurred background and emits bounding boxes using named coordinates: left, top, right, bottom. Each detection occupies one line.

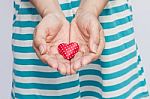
left=0, top=0, right=150, bottom=98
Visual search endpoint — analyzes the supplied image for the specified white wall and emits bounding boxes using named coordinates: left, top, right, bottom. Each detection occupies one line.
left=0, top=0, right=13, bottom=99
left=131, top=0, right=150, bottom=92
left=0, top=0, right=149, bottom=99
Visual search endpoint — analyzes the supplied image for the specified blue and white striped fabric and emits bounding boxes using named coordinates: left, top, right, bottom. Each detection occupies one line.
left=11, top=0, right=150, bottom=98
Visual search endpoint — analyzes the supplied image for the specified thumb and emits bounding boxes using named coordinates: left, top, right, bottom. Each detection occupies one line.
left=33, top=28, right=47, bottom=55
left=88, top=23, right=100, bottom=53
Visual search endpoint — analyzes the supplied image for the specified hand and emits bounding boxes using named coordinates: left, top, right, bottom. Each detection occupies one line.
left=33, top=12, right=76, bottom=75
left=70, top=11, right=105, bottom=72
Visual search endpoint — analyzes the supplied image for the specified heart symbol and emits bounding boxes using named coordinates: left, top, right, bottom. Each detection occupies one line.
left=58, top=42, right=80, bottom=60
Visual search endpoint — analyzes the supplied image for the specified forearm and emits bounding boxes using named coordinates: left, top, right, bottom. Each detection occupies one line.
left=30, top=0, right=63, bottom=17
left=77, top=0, right=108, bottom=17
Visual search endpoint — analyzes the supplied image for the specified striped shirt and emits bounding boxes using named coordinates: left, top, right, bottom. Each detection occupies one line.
left=11, top=0, right=150, bottom=98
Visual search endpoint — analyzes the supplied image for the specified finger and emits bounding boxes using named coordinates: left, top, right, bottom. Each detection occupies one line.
left=70, top=59, right=76, bottom=75
left=46, top=54, right=59, bottom=69
left=33, top=45, right=59, bottom=69
left=56, top=54, right=67, bottom=75
left=60, top=56, right=71, bottom=75
left=70, top=65, right=76, bottom=75
left=57, top=62, right=67, bottom=75
left=81, top=29, right=105, bottom=66
left=81, top=53, right=95, bottom=67
left=33, top=27, right=47, bottom=55
left=71, top=51, right=83, bottom=71
left=66, top=62, right=71, bottom=75
left=95, top=29, right=105, bottom=57
left=33, top=44, right=47, bottom=64
left=88, top=21, right=101, bottom=53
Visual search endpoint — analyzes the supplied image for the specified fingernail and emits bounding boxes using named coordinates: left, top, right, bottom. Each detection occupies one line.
left=39, top=45, right=46, bottom=55
left=92, top=44, right=98, bottom=53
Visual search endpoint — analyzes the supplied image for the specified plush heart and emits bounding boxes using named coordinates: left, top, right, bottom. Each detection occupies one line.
left=58, top=42, right=79, bottom=60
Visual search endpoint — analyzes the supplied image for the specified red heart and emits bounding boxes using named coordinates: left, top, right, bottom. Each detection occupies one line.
left=58, top=42, right=79, bottom=60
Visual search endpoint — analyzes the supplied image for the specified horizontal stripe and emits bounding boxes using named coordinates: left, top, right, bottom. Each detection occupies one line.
left=12, top=26, right=134, bottom=47
left=14, top=60, right=142, bottom=86
left=106, top=0, right=128, bottom=9
left=13, top=62, right=99, bottom=72
left=15, top=6, right=131, bottom=23
left=20, top=0, right=78, bottom=8
left=13, top=14, right=132, bottom=30
left=105, top=27, right=134, bottom=42
left=12, top=45, right=35, bottom=53
left=81, top=96, right=98, bottom=99
left=12, top=43, right=135, bottom=63
left=13, top=53, right=138, bottom=75
left=80, top=91, right=102, bottom=98
left=80, top=85, right=102, bottom=94
left=13, top=27, right=34, bottom=34
left=13, top=69, right=66, bottom=78
left=17, top=2, right=80, bottom=14
left=14, top=64, right=55, bottom=72
left=100, top=8, right=131, bottom=23
left=80, top=61, right=142, bottom=86
left=13, top=48, right=137, bottom=69
left=80, top=60, right=141, bottom=80
left=101, top=39, right=135, bottom=55
left=12, top=20, right=133, bottom=36
left=12, top=33, right=33, bottom=40
left=101, top=4, right=129, bottom=16
left=102, top=80, right=147, bottom=99
left=100, top=56, right=138, bottom=74
left=12, top=39, right=135, bottom=55
left=80, top=67, right=144, bottom=92
left=100, top=50, right=137, bottom=67
left=14, top=74, right=79, bottom=84
left=21, top=0, right=127, bottom=10
left=101, top=44, right=136, bottom=62
left=15, top=80, right=79, bottom=90
left=13, top=49, right=135, bottom=68
left=104, top=21, right=133, bottom=36
left=101, top=15, right=132, bottom=29
left=105, top=30, right=134, bottom=49
left=16, top=10, right=73, bottom=21
left=16, top=3, right=129, bottom=17
left=133, top=91, right=149, bottom=99
left=95, top=48, right=137, bottom=67
left=12, top=39, right=32, bottom=47
left=129, top=83, right=149, bottom=99
left=14, top=87, right=80, bottom=98
left=15, top=92, right=80, bottom=99
left=12, top=28, right=134, bottom=49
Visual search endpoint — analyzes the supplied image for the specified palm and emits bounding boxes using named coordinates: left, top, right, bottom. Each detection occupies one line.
left=33, top=13, right=73, bottom=75
left=70, top=13, right=105, bottom=71
left=70, top=18, right=90, bottom=71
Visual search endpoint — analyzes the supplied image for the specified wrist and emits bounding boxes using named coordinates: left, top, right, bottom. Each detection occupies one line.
left=76, top=0, right=108, bottom=17
left=42, top=8, right=64, bottom=18
left=76, top=7, right=99, bottom=18
left=42, top=11, right=66, bottom=23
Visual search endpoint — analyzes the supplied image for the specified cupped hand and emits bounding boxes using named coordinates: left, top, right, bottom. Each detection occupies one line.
left=70, top=11, right=105, bottom=72
left=33, top=12, right=76, bottom=75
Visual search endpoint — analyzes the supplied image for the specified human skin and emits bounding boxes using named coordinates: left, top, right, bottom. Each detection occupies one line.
left=70, top=0, right=108, bottom=73
left=30, top=0, right=108, bottom=75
